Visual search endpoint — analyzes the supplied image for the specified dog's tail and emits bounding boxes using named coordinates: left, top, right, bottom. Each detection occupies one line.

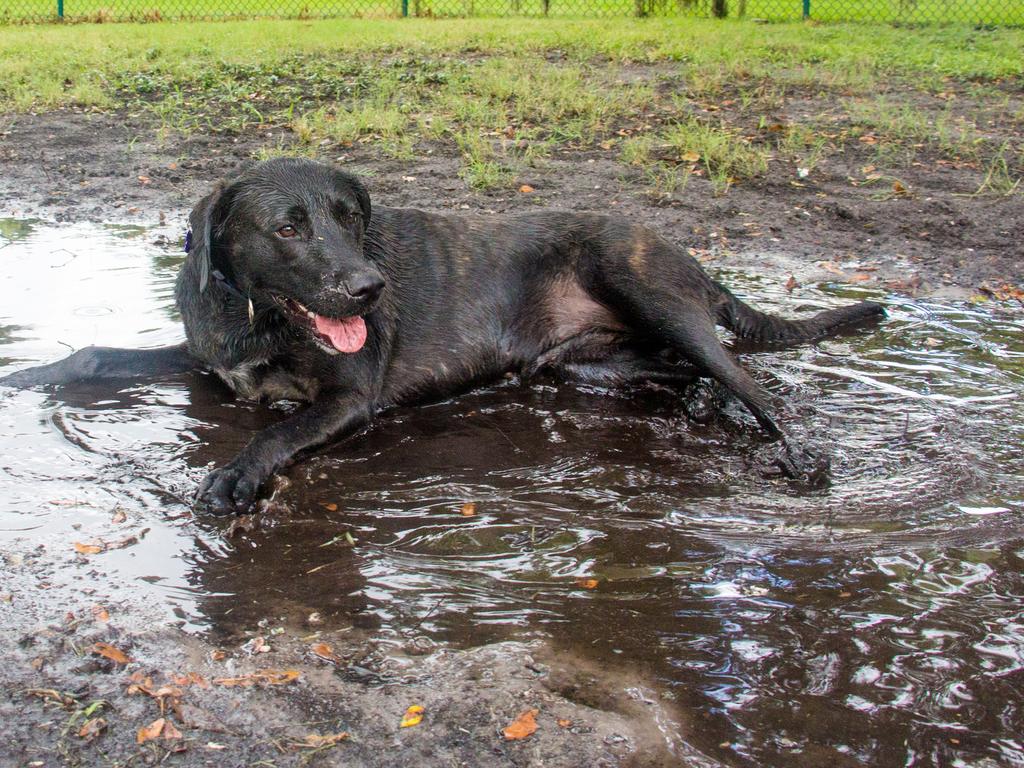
left=715, top=283, right=885, bottom=344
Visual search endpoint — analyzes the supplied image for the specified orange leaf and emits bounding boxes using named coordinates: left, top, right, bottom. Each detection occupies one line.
left=92, top=642, right=131, bottom=665
left=74, top=542, right=104, bottom=555
left=557, top=718, right=572, bottom=728
left=92, top=606, right=110, bottom=622
left=518, top=184, right=535, bottom=194
left=503, top=708, right=539, bottom=740
left=137, top=718, right=165, bottom=744
left=310, top=642, right=341, bottom=663
left=460, top=502, right=477, bottom=517
left=321, top=502, right=339, bottom=512
left=575, top=578, right=599, bottom=590
left=784, top=276, right=799, bottom=293
left=400, top=704, right=425, bottom=728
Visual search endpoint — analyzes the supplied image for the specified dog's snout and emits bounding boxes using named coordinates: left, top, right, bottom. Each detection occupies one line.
left=345, top=272, right=385, bottom=302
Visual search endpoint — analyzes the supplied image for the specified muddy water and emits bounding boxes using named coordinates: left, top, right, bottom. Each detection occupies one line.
left=1, top=218, right=1022, bottom=767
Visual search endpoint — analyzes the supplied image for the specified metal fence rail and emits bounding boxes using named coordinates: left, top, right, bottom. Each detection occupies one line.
left=2, top=0, right=1021, bottom=24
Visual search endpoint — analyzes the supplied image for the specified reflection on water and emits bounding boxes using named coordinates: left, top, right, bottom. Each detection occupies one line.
left=0, top=219, right=1022, bottom=766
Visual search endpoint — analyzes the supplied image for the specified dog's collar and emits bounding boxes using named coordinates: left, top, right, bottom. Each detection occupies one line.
left=184, top=229, right=246, bottom=301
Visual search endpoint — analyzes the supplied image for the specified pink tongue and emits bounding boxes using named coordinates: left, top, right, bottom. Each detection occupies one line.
left=313, top=314, right=367, bottom=353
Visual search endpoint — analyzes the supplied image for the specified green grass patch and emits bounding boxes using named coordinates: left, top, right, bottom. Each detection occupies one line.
left=0, top=17, right=1020, bottom=194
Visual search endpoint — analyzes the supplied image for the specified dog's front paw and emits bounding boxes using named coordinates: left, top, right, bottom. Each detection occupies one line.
left=196, top=462, right=267, bottom=515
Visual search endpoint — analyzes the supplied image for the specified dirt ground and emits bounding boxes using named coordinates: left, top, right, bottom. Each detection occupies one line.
left=0, top=102, right=1021, bottom=768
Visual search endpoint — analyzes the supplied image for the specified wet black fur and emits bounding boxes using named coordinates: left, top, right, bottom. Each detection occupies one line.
left=0, top=158, right=884, bottom=514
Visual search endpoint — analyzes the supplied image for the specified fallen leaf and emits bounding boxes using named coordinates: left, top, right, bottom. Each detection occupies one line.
left=92, top=642, right=131, bottom=665
left=92, top=606, right=110, bottom=623
left=210, top=650, right=227, bottom=662
left=137, top=718, right=165, bottom=744
left=400, top=704, right=425, bottom=728
left=111, top=508, right=128, bottom=524
left=858, top=135, right=877, bottom=145
left=460, top=502, right=477, bottom=517
left=557, top=718, right=572, bottom=728
left=892, top=180, right=907, bottom=195
left=681, top=150, right=701, bottom=163
left=503, top=708, right=539, bottom=740
left=74, top=542, right=104, bottom=555
left=575, top=577, right=599, bottom=590
left=295, top=732, right=350, bottom=748
left=138, top=175, right=151, bottom=185
left=519, top=184, right=535, bottom=194
left=78, top=717, right=107, bottom=741
left=163, top=720, right=183, bottom=740
left=213, top=669, right=300, bottom=687
left=848, top=273, right=873, bottom=283
left=169, top=672, right=210, bottom=689
left=784, top=276, right=799, bottom=293
left=310, top=642, right=341, bottom=664
left=321, top=502, right=339, bottom=512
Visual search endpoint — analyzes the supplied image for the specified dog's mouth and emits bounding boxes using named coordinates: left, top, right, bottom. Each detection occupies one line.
left=274, top=296, right=367, bottom=355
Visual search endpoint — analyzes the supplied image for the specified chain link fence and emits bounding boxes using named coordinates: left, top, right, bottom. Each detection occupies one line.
left=2, top=0, right=1020, bottom=24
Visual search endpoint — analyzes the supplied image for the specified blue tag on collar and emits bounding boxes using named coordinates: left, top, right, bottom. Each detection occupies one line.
left=184, top=229, right=193, bottom=253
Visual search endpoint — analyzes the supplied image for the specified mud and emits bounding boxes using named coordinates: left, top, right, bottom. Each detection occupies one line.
left=1, top=105, right=1023, bottom=768
left=1, top=107, right=1021, bottom=299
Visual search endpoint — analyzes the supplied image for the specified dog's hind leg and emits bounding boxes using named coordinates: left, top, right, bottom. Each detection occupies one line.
left=0, top=343, right=195, bottom=388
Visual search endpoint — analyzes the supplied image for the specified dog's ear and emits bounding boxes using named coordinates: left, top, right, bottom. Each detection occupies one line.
left=187, top=181, right=226, bottom=293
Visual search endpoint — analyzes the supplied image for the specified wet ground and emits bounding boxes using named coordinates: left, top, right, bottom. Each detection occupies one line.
left=1, top=218, right=1022, bottom=766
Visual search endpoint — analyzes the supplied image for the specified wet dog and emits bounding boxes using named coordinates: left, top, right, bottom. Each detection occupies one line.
left=1, top=158, right=884, bottom=514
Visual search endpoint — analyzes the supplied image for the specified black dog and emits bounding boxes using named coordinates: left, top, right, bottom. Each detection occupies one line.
left=1, top=158, right=883, bottom=514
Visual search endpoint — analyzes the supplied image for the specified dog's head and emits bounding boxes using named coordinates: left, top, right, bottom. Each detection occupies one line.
left=187, top=158, right=381, bottom=355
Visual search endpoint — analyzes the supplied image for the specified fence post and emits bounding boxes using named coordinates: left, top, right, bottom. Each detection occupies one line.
left=802, top=0, right=809, bottom=18
left=57, top=0, right=64, bottom=19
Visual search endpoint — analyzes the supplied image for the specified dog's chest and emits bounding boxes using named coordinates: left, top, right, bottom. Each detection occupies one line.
left=215, top=360, right=321, bottom=403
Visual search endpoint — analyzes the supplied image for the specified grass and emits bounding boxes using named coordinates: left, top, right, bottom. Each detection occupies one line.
left=0, top=17, right=1021, bottom=193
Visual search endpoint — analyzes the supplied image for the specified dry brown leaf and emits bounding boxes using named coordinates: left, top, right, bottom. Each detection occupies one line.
left=170, top=672, right=210, bottom=689
left=503, top=708, right=539, bottom=740
left=210, top=650, right=227, bottom=662
left=310, top=642, right=341, bottom=664
left=321, top=502, right=339, bottom=512
left=681, top=150, right=701, bottom=163
left=400, top=704, right=425, bottom=728
left=111, top=508, right=128, bottom=524
left=784, top=276, right=799, bottom=293
left=848, top=273, right=873, bottom=283
left=137, top=718, right=165, bottom=744
left=213, top=669, right=300, bottom=687
left=92, top=606, right=110, bottom=623
left=296, top=732, right=350, bottom=748
left=78, top=717, right=107, bottom=741
left=557, top=718, right=572, bottom=728
left=575, top=578, right=599, bottom=590
left=92, top=642, right=131, bottom=665
left=74, top=542, right=104, bottom=555
left=138, top=175, right=152, bottom=185
left=518, top=184, right=535, bottom=194
left=460, top=502, right=477, bottom=517
left=163, top=719, right=183, bottom=740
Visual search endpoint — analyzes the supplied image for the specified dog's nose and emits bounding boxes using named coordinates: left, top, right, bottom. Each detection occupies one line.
left=345, top=272, right=385, bottom=302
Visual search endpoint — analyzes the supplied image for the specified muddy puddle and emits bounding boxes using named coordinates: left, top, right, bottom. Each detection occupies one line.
left=1, top=217, right=1022, bottom=767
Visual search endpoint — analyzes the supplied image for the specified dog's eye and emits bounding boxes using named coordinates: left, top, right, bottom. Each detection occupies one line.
left=276, top=225, right=298, bottom=239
